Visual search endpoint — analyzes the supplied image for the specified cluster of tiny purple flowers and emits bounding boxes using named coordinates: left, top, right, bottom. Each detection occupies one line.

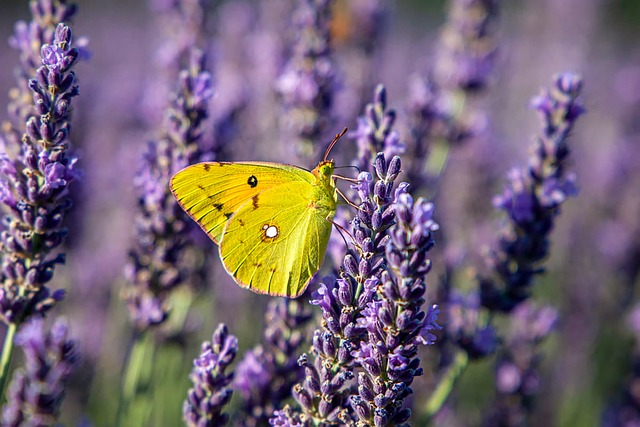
left=2, top=318, right=78, bottom=426
left=184, top=323, right=238, bottom=426
left=0, top=22, right=80, bottom=325
left=123, top=49, right=214, bottom=331
left=480, top=73, right=584, bottom=312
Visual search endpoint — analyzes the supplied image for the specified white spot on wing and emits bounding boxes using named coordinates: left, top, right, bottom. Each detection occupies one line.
left=263, top=224, right=278, bottom=238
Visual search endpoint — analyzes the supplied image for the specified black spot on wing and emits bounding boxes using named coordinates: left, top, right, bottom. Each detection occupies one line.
left=247, top=175, right=258, bottom=188
left=252, top=195, right=259, bottom=210
left=213, top=203, right=223, bottom=210
left=197, top=184, right=205, bottom=191
left=224, top=212, right=233, bottom=220
left=203, top=164, right=210, bottom=172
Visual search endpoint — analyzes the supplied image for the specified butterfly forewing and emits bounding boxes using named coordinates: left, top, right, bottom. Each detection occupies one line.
left=170, top=162, right=314, bottom=243
left=219, top=180, right=335, bottom=297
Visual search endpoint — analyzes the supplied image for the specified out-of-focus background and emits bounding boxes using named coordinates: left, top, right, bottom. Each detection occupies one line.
left=1, top=0, right=639, bottom=426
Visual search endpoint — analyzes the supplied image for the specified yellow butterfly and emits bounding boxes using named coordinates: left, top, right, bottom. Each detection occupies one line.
left=169, top=130, right=347, bottom=298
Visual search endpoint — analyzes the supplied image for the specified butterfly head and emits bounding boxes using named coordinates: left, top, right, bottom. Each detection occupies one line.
left=313, top=160, right=335, bottom=184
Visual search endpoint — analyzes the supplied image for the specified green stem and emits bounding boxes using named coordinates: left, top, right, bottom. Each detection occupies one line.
left=0, top=322, right=18, bottom=401
left=117, top=331, right=156, bottom=427
left=424, top=350, right=469, bottom=420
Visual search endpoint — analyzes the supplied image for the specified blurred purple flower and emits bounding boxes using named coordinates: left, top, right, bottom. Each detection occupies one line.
left=446, top=291, right=497, bottom=359
left=2, top=317, right=79, bottom=426
left=484, top=302, right=558, bottom=425
left=123, top=50, right=213, bottom=331
left=184, top=323, right=237, bottom=427
left=343, top=0, right=388, bottom=55
left=404, top=0, right=499, bottom=194
left=479, top=73, right=585, bottom=312
left=434, top=0, right=500, bottom=92
left=142, top=0, right=213, bottom=125
left=276, top=0, right=337, bottom=161
left=0, top=22, right=81, bottom=325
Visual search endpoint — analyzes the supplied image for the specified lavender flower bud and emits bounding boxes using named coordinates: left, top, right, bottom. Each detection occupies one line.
left=480, top=73, right=584, bottom=312
left=183, top=324, right=237, bottom=427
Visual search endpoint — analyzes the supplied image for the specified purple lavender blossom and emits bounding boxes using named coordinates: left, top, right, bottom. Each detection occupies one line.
left=6, top=0, right=78, bottom=139
left=234, top=299, right=312, bottom=427
left=479, top=73, right=584, bottom=312
left=350, top=85, right=403, bottom=173
left=276, top=0, right=337, bottom=161
left=123, top=49, right=213, bottom=331
left=0, top=23, right=80, bottom=325
left=2, top=317, right=79, bottom=426
left=183, top=323, right=237, bottom=427
left=351, top=191, right=441, bottom=427
left=287, top=137, right=404, bottom=426
left=280, top=85, right=441, bottom=426
left=327, top=84, right=400, bottom=267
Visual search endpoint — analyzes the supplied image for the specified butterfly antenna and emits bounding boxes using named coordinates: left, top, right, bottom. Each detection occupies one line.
left=334, top=164, right=361, bottom=174
left=324, top=127, right=348, bottom=162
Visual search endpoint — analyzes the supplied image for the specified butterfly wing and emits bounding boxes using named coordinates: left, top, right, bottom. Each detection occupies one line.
left=170, top=162, right=314, bottom=243
left=219, top=180, right=335, bottom=297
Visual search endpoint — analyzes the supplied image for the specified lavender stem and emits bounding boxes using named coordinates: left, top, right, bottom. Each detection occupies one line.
left=117, top=332, right=156, bottom=426
left=0, top=323, right=18, bottom=399
left=423, top=349, right=469, bottom=420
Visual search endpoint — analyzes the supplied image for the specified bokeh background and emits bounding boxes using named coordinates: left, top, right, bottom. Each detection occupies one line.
left=1, top=0, right=639, bottom=426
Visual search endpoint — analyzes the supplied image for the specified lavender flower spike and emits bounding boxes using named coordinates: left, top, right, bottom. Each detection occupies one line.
left=0, top=23, right=81, bottom=325
left=6, top=0, right=78, bottom=137
left=2, top=317, right=80, bottom=426
left=286, top=87, right=408, bottom=424
left=351, top=192, right=441, bottom=427
left=434, top=0, right=500, bottom=91
left=276, top=0, right=337, bottom=161
left=122, top=49, right=213, bottom=331
left=351, top=84, right=403, bottom=173
left=183, top=324, right=238, bottom=427
left=480, top=73, right=584, bottom=312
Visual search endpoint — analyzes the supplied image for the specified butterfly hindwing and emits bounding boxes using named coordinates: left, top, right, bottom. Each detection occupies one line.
left=170, top=162, right=314, bottom=243
left=219, top=180, right=334, bottom=297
